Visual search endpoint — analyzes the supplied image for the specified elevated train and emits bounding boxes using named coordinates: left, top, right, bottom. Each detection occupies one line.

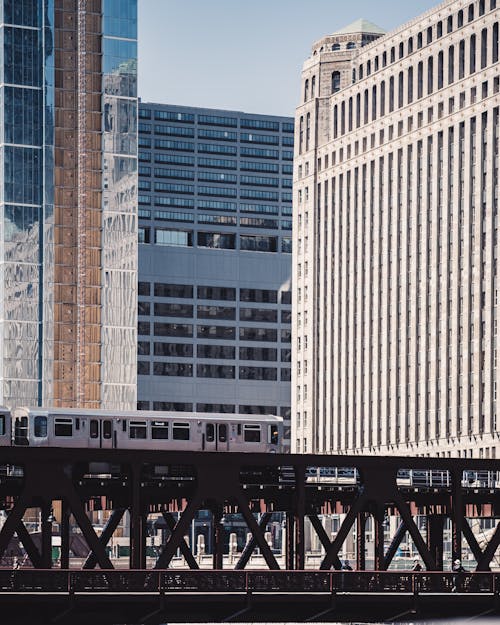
left=0, top=406, right=283, bottom=453
left=0, top=406, right=497, bottom=489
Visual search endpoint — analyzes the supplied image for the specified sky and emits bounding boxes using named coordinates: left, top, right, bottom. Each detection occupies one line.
left=138, top=0, right=439, bottom=117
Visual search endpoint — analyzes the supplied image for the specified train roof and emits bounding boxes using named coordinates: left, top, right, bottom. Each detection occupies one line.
left=14, top=407, right=283, bottom=423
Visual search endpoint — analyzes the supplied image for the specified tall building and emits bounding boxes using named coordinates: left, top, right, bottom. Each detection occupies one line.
left=137, top=104, right=292, bottom=448
left=0, top=0, right=138, bottom=408
left=294, top=0, right=500, bottom=457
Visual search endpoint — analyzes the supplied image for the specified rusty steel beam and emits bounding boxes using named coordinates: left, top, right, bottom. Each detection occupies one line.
left=83, top=508, right=126, bottom=569
left=234, top=512, right=271, bottom=570
left=308, top=514, right=342, bottom=570
left=0, top=448, right=498, bottom=574
left=161, top=512, right=199, bottom=570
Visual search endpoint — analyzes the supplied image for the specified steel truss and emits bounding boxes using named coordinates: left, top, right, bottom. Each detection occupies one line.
left=0, top=448, right=499, bottom=572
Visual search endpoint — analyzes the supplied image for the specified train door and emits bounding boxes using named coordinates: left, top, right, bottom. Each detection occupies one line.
left=203, top=423, right=228, bottom=451
left=14, top=416, right=28, bottom=446
left=88, top=418, right=114, bottom=449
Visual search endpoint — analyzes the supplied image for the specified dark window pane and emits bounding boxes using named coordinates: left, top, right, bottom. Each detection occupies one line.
left=239, top=327, right=278, bottom=342
left=34, top=415, right=47, bottom=437
left=153, top=363, right=193, bottom=377
left=154, top=323, right=193, bottom=337
left=197, top=286, right=236, bottom=301
left=152, top=421, right=169, bottom=439
left=130, top=422, right=147, bottom=439
left=154, top=342, right=193, bottom=357
left=173, top=423, right=190, bottom=440
left=240, top=289, right=277, bottom=303
left=197, top=364, right=235, bottom=378
left=154, top=283, right=193, bottom=298
left=54, top=419, right=73, bottom=437
left=197, top=305, right=235, bottom=320
left=197, top=325, right=235, bottom=340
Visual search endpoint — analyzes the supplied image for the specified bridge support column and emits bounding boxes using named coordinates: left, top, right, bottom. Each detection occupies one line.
left=294, top=468, right=305, bottom=570
left=451, top=469, right=464, bottom=565
left=286, top=511, right=294, bottom=570
left=41, top=501, right=53, bottom=569
left=60, top=500, right=70, bottom=569
left=356, top=512, right=366, bottom=570
left=373, top=508, right=385, bottom=571
left=426, top=514, right=444, bottom=570
left=213, top=508, right=223, bottom=570
left=130, top=465, right=146, bottom=569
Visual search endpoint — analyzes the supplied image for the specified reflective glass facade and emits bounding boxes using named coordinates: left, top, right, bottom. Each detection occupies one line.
left=0, top=0, right=137, bottom=408
left=101, top=0, right=138, bottom=407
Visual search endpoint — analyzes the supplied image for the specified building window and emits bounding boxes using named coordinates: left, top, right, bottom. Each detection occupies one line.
left=332, top=71, right=341, bottom=93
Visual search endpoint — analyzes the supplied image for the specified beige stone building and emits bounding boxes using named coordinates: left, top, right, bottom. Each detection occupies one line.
left=293, top=0, right=500, bottom=458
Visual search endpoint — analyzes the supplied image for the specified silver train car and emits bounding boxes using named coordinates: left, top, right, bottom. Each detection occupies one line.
left=12, top=407, right=283, bottom=453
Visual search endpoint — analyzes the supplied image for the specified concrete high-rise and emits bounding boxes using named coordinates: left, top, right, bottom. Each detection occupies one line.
left=0, top=0, right=138, bottom=408
left=137, top=104, right=292, bottom=448
left=294, top=0, right=500, bottom=458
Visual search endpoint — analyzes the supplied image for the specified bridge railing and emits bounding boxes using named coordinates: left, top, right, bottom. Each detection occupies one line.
left=0, top=569, right=497, bottom=594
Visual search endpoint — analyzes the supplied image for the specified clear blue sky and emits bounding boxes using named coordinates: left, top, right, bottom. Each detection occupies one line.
left=138, top=0, right=438, bottom=117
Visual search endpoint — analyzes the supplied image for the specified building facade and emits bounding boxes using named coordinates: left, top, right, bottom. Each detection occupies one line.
left=137, top=104, right=292, bottom=448
left=0, top=0, right=137, bottom=408
left=294, top=0, right=500, bottom=457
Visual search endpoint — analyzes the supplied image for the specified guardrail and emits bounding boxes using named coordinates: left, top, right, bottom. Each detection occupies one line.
left=0, top=569, right=497, bottom=594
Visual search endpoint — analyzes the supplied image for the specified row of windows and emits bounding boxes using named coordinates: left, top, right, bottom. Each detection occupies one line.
left=305, top=25, right=500, bottom=146
left=139, top=161, right=293, bottom=180
left=138, top=109, right=293, bottom=133
left=139, top=124, right=294, bottom=146
left=138, top=322, right=291, bottom=342
left=139, top=209, right=291, bottom=230
left=142, top=200, right=291, bottom=216
left=146, top=184, right=292, bottom=201
left=355, top=0, right=497, bottom=83
left=138, top=283, right=291, bottom=304
left=139, top=228, right=292, bottom=253
left=138, top=303, right=290, bottom=323
left=138, top=139, right=294, bottom=161
left=135, top=401, right=287, bottom=415
left=138, top=362, right=291, bottom=380
left=315, top=78, right=498, bottom=169
left=140, top=169, right=291, bottom=187
left=138, top=342, right=291, bottom=361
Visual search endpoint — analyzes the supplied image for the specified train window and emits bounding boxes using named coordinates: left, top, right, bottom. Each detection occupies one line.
left=173, top=422, right=190, bottom=440
left=130, top=421, right=147, bottom=439
left=243, top=424, right=261, bottom=443
left=90, top=420, right=99, bottom=438
left=54, top=418, right=73, bottom=437
left=34, top=416, right=47, bottom=438
left=237, top=424, right=242, bottom=436
left=0, top=415, right=5, bottom=436
left=206, top=423, right=215, bottom=442
left=122, top=420, right=127, bottom=432
left=218, top=424, right=227, bottom=443
left=269, top=425, right=279, bottom=445
left=152, top=421, right=169, bottom=439
left=102, top=420, right=112, bottom=439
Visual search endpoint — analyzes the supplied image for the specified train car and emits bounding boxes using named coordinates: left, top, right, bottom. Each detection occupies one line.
left=12, top=407, right=283, bottom=453
left=0, top=406, right=11, bottom=447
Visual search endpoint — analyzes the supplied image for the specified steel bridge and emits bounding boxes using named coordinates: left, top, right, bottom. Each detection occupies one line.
left=0, top=448, right=500, bottom=622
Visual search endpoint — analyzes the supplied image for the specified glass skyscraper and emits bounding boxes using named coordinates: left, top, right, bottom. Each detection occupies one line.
left=0, top=0, right=137, bottom=408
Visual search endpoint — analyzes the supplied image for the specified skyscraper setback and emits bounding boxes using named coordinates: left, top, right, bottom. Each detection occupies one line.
left=0, top=0, right=138, bottom=408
